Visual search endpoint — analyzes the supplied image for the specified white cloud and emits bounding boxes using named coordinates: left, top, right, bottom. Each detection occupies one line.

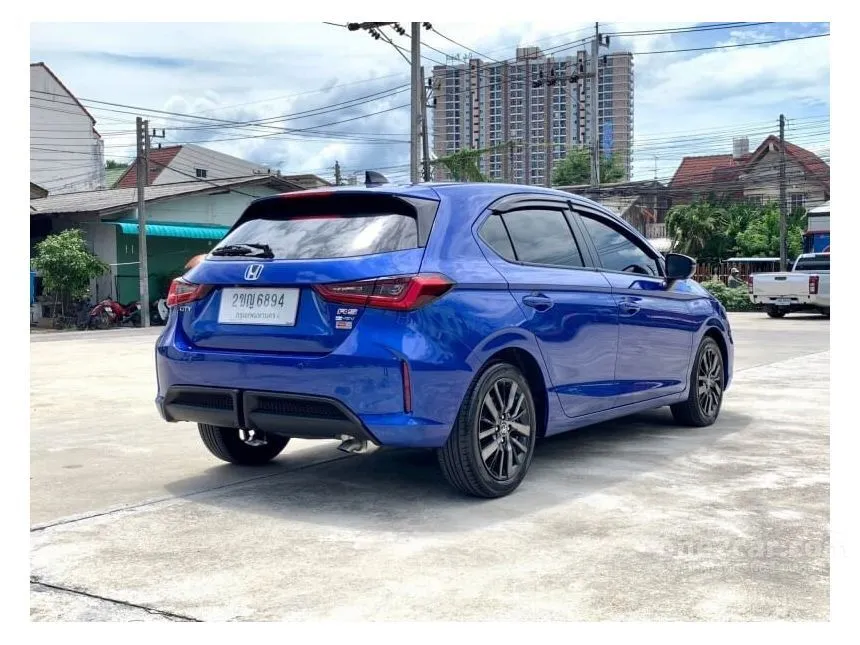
left=30, top=21, right=830, bottom=183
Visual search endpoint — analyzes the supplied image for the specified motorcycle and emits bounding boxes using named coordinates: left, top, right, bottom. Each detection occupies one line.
left=88, top=298, right=142, bottom=329
left=150, top=298, right=169, bottom=326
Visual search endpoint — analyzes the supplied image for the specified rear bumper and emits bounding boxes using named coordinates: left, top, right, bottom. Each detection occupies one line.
left=155, top=321, right=459, bottom=448
left=750, top=294, right=828, bottom=308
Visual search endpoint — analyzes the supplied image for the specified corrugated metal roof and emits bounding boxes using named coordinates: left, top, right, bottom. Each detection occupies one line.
left=113, top=222, right=229, bottom=240
left=29, top=176, right=302, bottom=217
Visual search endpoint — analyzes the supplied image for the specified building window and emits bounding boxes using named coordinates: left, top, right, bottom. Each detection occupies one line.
left=195, top=168, right=208, bottom=178
left=790, top=193, right=808, bottom=211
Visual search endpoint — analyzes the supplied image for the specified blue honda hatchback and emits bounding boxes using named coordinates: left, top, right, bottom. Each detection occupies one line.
left=155, top=182, right=733, bottom=498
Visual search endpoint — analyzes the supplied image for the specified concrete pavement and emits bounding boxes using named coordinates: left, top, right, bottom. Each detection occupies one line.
left=30, top=313, right=830, bottom=621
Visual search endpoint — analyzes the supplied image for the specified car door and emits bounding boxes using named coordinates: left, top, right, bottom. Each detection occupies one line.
left=570, top=207, right=701, bottom=407
left=476, top=199, right=619, bottom=417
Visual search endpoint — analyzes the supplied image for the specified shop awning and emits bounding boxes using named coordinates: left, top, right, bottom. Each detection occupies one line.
left=114, top=222, right=229, bottom=240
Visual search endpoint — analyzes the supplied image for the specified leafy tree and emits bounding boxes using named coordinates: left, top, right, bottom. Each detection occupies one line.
left=105, top=159, right=129, bottom=170
left=31, top=229, right=108, bottom=303
left=551, top=148, right=625, bottom=186
left=735, top=202, right=804, bottom=258
left=667, top=198, right=808, bottom=262
left=665, top=201, right=725, bottom=259
left=434, top=148, right=488, bottom=182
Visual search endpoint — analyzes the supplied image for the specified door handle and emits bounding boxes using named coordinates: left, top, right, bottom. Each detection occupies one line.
left=618, top=300, right=640, bottom=316
left=522, top=294, right=554, bottom=312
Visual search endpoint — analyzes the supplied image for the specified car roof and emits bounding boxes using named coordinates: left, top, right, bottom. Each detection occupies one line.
left=271, top=181, right=598, bottom=206
left=257, top=181, right=649, bottom=248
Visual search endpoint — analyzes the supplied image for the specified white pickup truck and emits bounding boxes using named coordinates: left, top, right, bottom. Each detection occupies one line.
left=748, top=253, right=830, bottom=318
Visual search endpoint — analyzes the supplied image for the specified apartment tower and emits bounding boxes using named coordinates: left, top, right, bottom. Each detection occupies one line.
left=431, top=47, right=634, bottom=184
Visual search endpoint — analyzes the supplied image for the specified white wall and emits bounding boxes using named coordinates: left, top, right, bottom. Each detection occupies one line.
left=81, top=220, right=118, bottom=300
left=144, top=185, right=278, bottom=226
left=30, top=65, right=105, bottom=194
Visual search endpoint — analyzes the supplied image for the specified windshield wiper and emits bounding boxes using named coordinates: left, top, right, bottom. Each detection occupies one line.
left=211, top=243, right=274, bottom=258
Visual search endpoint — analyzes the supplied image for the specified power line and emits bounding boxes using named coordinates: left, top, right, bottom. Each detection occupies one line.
left=604, top=22, right=773, bottom=37
left=32, top=83, right=411, bottom=132
left=633, top=32, right=829, bottom=55
left=429, top=26, right=500, bottom=63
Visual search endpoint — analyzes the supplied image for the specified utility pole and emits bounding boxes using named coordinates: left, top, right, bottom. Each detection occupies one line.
left=334, top=160, right=342, bottom=186
left=420, top=66, right=431, bottom=182
left=779, top=114, right=788, bottom=271
left=347, top=21, right=429, bottom=182
left=591, top=22, right=600, bottom=187
left=135, top=117, right=150, bottom=328
left=410, top=22, right=422, bottom=183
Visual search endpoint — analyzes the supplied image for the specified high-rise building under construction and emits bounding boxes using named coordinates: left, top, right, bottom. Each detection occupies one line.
left=431, top=46, right=634, bottom=184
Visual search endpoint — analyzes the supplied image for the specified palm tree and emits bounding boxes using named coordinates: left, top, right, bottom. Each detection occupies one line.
left=665, top=202, right=724, bottom=258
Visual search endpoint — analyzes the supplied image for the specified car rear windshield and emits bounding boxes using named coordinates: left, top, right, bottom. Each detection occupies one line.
left=213, top=199, right=419, bottom=261
left=794, top=257, right=830, bottom=272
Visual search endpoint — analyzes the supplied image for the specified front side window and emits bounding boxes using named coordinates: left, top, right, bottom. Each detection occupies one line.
left=578, top=213, right=660, bottom=276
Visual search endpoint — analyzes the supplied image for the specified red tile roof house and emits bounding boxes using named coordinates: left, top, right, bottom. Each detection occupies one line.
left=669, top=135, right=830, bottom=211
left=114, top=143, right=331, bottom=191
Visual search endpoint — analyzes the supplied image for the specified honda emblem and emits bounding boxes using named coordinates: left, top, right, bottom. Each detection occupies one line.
left=244, top=264, right=263, bottom=281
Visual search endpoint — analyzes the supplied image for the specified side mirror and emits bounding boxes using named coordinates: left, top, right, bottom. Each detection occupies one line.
left=665, top=253, right=696, bottom=281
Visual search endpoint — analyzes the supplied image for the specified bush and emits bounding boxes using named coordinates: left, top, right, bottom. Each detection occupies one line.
left=699, top=279, right=757, bottom=312
left=31, top=229, right=108, bottom=303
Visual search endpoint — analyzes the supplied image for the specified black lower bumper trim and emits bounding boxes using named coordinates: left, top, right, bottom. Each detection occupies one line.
left=243, top=391, right=374, bottom=442
left=162, top=386, right=239, bottom=427
left=161, top=386, right=376, bottom=444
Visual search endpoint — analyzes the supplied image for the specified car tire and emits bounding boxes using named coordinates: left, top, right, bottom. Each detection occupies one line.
left=671, top=336, right=725, bottom=427
left=766, top=307, right=786, bottom=318
left=198, top=424, right=289, bottom=465
left=438, top=362, right=537, bottom=498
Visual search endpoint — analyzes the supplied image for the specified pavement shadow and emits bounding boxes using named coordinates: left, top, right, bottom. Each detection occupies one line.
left=165, top=407, right=752, bottom=534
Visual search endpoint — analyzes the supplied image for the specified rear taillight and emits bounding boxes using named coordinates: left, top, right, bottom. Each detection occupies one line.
left=809, top=275, right=819, bottom=295
left=313, top=274, right=454, bottom=311
left=747, top=275, right=754, bottom=293
left=166, top=278, right=211, bottom=308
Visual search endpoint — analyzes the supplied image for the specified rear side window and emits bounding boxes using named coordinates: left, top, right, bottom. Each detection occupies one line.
left=214, top=213, right=417, bottom=260
left=501, top=208, right=584, bottom=268
left=794, top=257, right=830, bottom=271
left=478, top=215, right=516, bottom=261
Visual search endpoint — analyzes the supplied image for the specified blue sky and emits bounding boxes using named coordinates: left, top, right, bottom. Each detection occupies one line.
left=30, top=21, right=829, bottom=183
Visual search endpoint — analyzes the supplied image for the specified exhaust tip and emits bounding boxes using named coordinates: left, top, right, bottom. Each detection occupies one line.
left=337, top=436, right=370, bottom=454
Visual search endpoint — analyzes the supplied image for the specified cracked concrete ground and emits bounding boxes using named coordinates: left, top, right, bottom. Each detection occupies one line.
left=30, top=313, right=830, bottom=621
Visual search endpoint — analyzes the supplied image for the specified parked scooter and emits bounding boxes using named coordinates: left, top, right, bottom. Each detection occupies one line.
left=88, top=298, right=142, bottom=329
left=150, top=298, right=169, bottom=326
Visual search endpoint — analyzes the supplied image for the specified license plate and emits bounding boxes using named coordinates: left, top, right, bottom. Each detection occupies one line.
left=218, top=288, right=299, bottom=326
left=774, top=298, right=791, bottom=305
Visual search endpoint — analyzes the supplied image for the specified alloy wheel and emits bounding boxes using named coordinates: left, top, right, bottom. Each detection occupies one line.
left=477, top=378, right=533, bottom=481
left=696, top=345, right=723, bottom=418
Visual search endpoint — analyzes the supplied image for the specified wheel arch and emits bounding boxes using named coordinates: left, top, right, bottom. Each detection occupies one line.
left=702, top=326, right=730, bottom=386
left=477, top=346, right=549, bottom=439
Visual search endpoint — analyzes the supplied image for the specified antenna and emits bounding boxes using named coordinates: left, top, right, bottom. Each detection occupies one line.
left=365, top=171, right=389, bottom=187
